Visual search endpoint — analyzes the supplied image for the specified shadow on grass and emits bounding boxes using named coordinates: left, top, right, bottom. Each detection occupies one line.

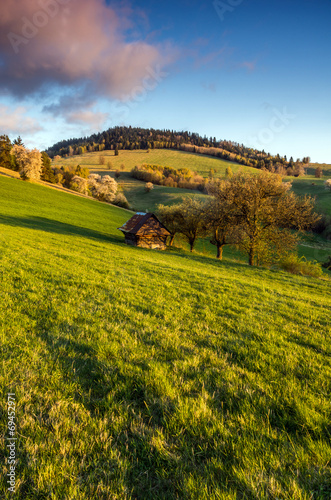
left=164, top=245, right=251, bottom=272
left=32, top=314, right=184, bottom=498
left=0, top=215, right=122, bottom=245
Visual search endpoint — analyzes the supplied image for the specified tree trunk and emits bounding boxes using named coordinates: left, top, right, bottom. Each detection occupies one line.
left=248, top=248, right=254, bottom=266
left=189, top=239, right=195, bottom=252
left=216, top=243, right=224, bottom=260
left=169, top=233, right=175, bottom=246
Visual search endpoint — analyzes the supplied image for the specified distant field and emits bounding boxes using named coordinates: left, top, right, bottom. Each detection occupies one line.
left=52, top=149, right=248, bottom=213
left=308, top=163, right=331, bottom=177
left=0, top=175, right=331, bottom=499
left=290, top=177, right=331, bottom=214
left=52, top=150, right=331, bottom=219
left=52, top=148, right=251, bottom=177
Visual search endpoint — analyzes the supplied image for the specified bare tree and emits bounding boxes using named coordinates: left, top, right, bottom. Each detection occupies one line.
left=176, top=197, right=207, bottom=252
left=157, top=203, right=182, bottom=246
left=203, top=194, right=238, bottom=260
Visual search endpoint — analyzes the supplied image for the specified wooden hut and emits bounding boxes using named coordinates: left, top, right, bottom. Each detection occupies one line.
left=118, top=212, right=170, bottom=250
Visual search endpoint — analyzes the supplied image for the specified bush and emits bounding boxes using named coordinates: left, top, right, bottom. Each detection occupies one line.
left=113, top=192, right=130, bottom=209
left=279, top=254, right=323, bottom=278
left=145, top=182, right=153, bottom=192
left=324, top=179, right=331, bottom=191
left=322, top=256, right=331, bottom=270
left=312, top=214, right=331, bottom=240
left=70, top=175, right=90, bottom=195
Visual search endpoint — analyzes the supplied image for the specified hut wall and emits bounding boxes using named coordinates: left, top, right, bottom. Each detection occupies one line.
left=124, top=233, right=138, bottom=246
left=136, top=236, right=167, bottom=249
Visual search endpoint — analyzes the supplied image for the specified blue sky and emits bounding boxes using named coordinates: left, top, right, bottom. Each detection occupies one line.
left=0, top=0, right=330, bottom=162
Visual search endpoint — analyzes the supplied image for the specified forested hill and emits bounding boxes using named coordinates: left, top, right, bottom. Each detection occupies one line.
left=46, top=126, right=309, bottom=175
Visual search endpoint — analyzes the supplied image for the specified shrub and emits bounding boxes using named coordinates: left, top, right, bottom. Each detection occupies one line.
left=279, top=254, right=323, bottom=278
left=113, top=192, right=130, bottom=209
left=322, top=256, right=331, bottom=270
left=324, top=179, right=331, bottom=191
left=12, top=145, right=42, bottom=181
left=145, top=182, right=153, bottom=192
left=115, top=170, right=120, bottom=178
left=312, top=214, right=331, bottom=240
left=70, top=175, right=89, bottom=195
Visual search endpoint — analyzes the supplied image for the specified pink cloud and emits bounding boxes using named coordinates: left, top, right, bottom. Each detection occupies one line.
left=66, top=109, right=109, bottom=130
left=0, top=104, right=43, bottom=135
left=237, top=60, right=257, bottom=72
left=0, top=0, right=173, bottom=102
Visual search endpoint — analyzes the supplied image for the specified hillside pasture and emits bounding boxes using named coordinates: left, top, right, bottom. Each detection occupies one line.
left=52, top=148, right=250, bottom=177
left=0, top=175, right=331, bottom=499
left=290, top=177, right=331, bottom=214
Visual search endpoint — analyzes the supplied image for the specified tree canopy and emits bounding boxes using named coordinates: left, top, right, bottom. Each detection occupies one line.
left=207, top=173, right=319, bottom=265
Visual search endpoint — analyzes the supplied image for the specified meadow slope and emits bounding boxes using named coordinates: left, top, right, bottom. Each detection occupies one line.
left=0, top=175, right=330, bottom=499
left=52, top=150, right=331, bottom=216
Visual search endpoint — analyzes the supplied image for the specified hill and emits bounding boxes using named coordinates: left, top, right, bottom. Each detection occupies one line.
left=45, top=125, right=312, bottom=173
left=1, top=175, right=330, bottom=499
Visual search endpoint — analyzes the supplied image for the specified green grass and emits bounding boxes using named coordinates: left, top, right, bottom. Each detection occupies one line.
left=290, top=177, right=331, bottom=214
left=53, top=151, right=331, bottom=216
left=52, top=149, right=247, bottom=178
left=115, top=172, right=207, bottom=213
left=1, top=176, right=331, bottom=499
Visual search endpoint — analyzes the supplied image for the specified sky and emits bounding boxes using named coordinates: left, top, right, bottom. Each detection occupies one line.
left=0, top=0, right=330, bottom=162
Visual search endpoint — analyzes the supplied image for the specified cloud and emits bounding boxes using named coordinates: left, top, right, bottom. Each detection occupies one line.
left=201, top=81, right=217, bottom=92
left=237, top=60, right=257, bottom=72
left=66, top=109, right=109, bottom=130
left=0, top=104, right=43, bottom=135
left=0, top=0, right=172, bottom=105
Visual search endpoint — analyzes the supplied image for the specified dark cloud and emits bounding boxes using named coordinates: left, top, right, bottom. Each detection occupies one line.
left=0, top=0, right=172, bottom=108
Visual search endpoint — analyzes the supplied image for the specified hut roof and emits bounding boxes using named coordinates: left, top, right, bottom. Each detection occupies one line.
left=118, top=212, right=170, bottom=236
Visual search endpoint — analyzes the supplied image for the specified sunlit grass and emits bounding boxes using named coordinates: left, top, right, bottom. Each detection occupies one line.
left=0, top=175, right=330, bottom=499
left=52, top=148, right=246, bottom=177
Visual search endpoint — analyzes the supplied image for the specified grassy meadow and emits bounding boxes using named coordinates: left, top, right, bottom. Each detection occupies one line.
left=52, top=150, right=331, bottom=215
left=0, top=174, right=331, bottom=499
left=51, top=149, right=331, bottom=264
left=52, top=149, right=246, bottom=177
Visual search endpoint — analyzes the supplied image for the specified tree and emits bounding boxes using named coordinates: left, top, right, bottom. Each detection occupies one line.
left=203, top=191, right=238, bottom=260
left=210, top=172, right=319, bottom=266
left=145, top=182, right=153, bottom=192
left=13, top=136, right=24, bottom=146
left=157, top=203, right=182, bottom=246
left=115, top=147, right=119, bottom=156
left=12, top=145, right=42, bottom=181
left=41, top=152, right=56, bottom=183
left=0, top=135, right=16, bottom=170
left=75, top=165, right=89, bottom=178
left=94, top=175, right=118, bottom=202
left=99, top=155, right=105, bottom=165
left=225, top=166, right=233, bottom=179
left=208, top=168, right=215, bottom=179
left=325, top=179, right=331, bottom=192
left=176, top=197, right=207, bottom=251
left=315, top=167, right=323, bottom=178
left=70, top=175, right=89, bottom=195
